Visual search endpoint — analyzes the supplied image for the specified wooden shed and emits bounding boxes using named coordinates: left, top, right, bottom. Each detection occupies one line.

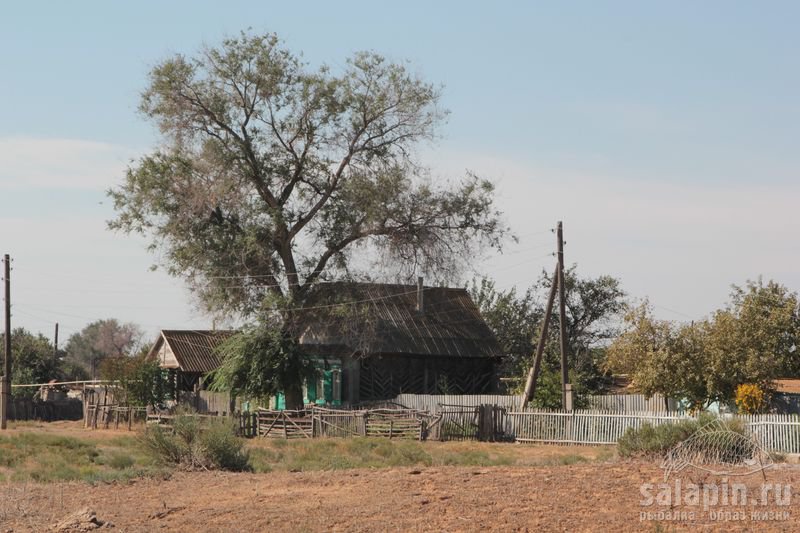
left=147, top=329, right=235, bottom=392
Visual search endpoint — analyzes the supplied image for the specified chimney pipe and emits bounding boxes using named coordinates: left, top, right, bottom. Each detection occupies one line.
left=416, top=277, right=424, bottom=314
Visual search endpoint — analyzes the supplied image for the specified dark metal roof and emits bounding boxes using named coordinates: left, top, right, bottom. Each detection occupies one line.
left=152, top=330, right=235, bottom=373
left=298, top=282, right=503, bottom=359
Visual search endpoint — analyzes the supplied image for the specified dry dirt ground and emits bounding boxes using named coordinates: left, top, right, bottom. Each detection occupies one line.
left=2, top=423, right=800, bottom=532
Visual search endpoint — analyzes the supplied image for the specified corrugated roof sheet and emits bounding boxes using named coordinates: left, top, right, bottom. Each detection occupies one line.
left=160, top=330, right=235, bottom=373
left=774, top=379, right=800, bottom=395
left=298, top=282, right=503, bottom=359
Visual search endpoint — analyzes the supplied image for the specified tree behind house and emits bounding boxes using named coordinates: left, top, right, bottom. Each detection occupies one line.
left=63, top=319, right=143, bottom=380
left=471, top=266, right=627, bottom=407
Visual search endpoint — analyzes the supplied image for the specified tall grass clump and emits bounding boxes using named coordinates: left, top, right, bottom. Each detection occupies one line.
left=142, top=411, right=250, bottom=471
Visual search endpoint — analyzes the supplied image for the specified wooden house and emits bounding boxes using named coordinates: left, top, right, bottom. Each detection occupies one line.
left=147, top=281, right=503, bottom=406
left=147, top=329, right=235, bottom=392
left=298, top=281, right=503, bottom=403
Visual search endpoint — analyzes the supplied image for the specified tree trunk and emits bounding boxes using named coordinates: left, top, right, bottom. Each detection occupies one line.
left=284, top=382, right=304, bottom=410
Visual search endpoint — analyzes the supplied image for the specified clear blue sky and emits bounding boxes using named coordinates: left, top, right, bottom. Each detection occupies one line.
left=1, top=1, right=798, bottom=342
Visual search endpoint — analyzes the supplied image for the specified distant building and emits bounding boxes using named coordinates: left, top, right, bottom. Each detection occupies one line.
left=772, top=379, right=800, bottom=414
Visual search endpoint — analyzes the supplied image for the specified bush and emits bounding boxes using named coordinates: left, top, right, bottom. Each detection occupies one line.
left=617, top=414, right=744, bottom=458
left=142, top=412, right=251, bottom=471
left=735, top=383, right=768, bottom=414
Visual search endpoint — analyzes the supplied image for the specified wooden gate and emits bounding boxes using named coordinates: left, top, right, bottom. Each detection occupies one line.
left=257, top=409, right=313, bottom=438
left=439, top=404, right=506, bottom=441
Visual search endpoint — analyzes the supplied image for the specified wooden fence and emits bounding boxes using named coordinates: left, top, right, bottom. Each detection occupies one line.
left=437, top=404, right=507, bottom=441
left=256, top=408, right=435, bottom=440
left=506, top=410, right=800, bottom=453
left=393, top=393, right=679, bottom=413
left=177, top=390, right=235, bottom=415
left=313, top=408, right=367, bottom=438
left=8, top=398, right=84, bottom=421
left=394, top=394, right=520, bottom=413
left=143, top=411, right=259, bottom=438
left=742, top=414, right=800, bottom=454
left=507, top=409, right=686, bottom=445
left=257, top=409, right=315, bottom=438
left=86, top=405, right=148, bottom=430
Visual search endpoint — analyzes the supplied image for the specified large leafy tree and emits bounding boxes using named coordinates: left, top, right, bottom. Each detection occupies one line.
left=605, top=302, right=709, bottom=410
left=109, top=32, right=506, bottom=407
left=606, top=279, right=800, bottom=411
left=705, top=279, right=800, bottom=402
left=1, top=328, right=59, bottom=398
left=63, top=319, right=144, bottom=380
left=471, top=266, right=626, bottom=407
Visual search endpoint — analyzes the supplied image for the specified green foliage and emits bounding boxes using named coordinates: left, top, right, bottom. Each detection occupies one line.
left=606, top=302, right=709, bottom=409
left=1, top=328, right=58, bottom=398
left=469, top=278, right=540, bottom=378
left=470, top=266, right=626, bottom=404
left=607, top=279, right=800, bottom=408
left=210, top=324, right=317, bottom=404
left=64, top=319, right=143, bottom=379
left=109, top=30, right=506, bottom=321
left=706, top=279, right=800, bottom=403
left=109, top=30, right=510, bottom=402
left=101, top=355, right=169, bottom=408
left=0, top=431, right=160, bottom=483
left=142, top=412, right=250, bottom=471
left=617, top=414, right=744, bottom=458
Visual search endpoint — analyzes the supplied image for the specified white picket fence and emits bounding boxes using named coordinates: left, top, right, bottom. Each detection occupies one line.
left=506, top=410, right=800, bottom=453
left=394, top=394, right=521, bottom=413
left=587, top=393, right=678, bottom=412
left=743, top=414, right=800, bottom=454
left=507, top=409, right=687, bottom=445
left=389, top=394, right=800, bottom=452
left=393, top=393, right=679, bottom=414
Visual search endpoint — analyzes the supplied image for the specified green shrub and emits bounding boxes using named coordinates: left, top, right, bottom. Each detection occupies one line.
left=201, top=418, right=251, bottom=471
left=107, top=452, right=136, bottom=470
left=617, top=414, right=748, bottom=459
left=142, top=413, right=251, bottom=471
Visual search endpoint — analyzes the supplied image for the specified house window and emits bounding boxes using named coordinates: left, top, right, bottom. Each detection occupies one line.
left=332, top=370, right=341, bottom=402
left=318, top=375, right=327, bottom=404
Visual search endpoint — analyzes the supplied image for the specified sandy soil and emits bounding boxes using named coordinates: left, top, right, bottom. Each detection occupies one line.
left=2, top=462, right=799, bottom=532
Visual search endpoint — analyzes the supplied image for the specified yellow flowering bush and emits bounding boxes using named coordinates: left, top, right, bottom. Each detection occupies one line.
left=734, top=383, right=767, bottom=414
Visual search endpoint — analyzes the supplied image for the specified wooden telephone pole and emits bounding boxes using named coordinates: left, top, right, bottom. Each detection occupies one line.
left=518, top=222, right=572, bottom=411
left=557, top=221, right=570, bottom=409
left=53, top=322, right=59, bottom=366
left=1, top=254, right=11, bottom=430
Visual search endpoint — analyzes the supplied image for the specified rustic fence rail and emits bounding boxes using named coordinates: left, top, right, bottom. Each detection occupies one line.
left=86, top=405, right=148, bottom=430
left=255, top=408, right=434, bottom=440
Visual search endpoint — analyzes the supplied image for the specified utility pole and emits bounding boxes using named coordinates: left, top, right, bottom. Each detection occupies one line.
left=557, top=221, right=571, bottom=410
left=1, top=254, right=11, bottom=430
left=53, top=322, right=59, bottom=366
left=519, top=264, right=559, bottom=411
